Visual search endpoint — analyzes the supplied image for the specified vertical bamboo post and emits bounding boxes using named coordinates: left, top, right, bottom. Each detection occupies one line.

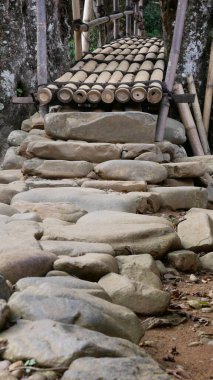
left=203, top=40, right=213, bottom=133
left=155, top=0, right=188, bottom=141
left=36, top=0, right=48, bottom=116
left=113, top=0, right=119, bottom=40
left=72, top=0, right=82, bottom=60
left=187, top=74, right=210, bottom=155
left=96, top=0, right=105, bottom=46
left=138, top=0, right=144, bottom=37
left=174, top=83, right=204, bottom=156
left=82, top=0, right=93, bottom=53
left=134, top=1, right=139, bottom=36
left=126, top=0, right=132, bottom=36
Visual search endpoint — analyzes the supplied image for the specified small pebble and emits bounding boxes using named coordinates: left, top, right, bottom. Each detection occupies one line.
left=188, top=341, right=202, bottom=347
left=189, top=274, right=198, bottom=282
left=0, top=360, right=11, bottom=371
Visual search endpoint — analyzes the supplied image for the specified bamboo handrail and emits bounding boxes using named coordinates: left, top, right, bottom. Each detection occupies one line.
left=74, top=10, right=134, bottom=32
left=72, top=0, right=82, bottom=60
left=187, top=74, right=210, bottom=155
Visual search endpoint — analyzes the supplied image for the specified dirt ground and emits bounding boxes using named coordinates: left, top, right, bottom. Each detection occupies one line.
left=140, top=271, right=213, bottom=380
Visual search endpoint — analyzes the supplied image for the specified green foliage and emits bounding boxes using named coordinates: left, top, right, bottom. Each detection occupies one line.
left=68, top=39, right=75, bottom=62
left=144, top=0, right=162, bottom=37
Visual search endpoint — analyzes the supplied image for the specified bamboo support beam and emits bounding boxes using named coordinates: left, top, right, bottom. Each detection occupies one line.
left=138, top=0, right=144, bottom=37
left=174, top=83, right=204, bottom=156
left=187, top=74, right=210, bottom=155
left=134, top=1, right=139, bottom=36
left=82, top=0, right=93, bottom=53
left=75, top=10, right=134, bottom=32
left=72, top=0, right=82, bottom=60
left=203, top=40, right=213, bottom=133
left=155, top=0, right=188, bottom=141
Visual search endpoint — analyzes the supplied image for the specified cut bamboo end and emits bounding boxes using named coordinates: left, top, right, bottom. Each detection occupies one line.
left=37, top=88, right=52, bottom=105
left=57, top=87, right=73, bottom=103
left=115, top=87, right=131, bottom=103
left=131, top=86, right=147, bottom=102
left=147, top=86, right=162, bottom=104
left=101, top=89, right=115, bottom=103
left=73, top=89, right=87, bottom=104
left=87, top=89, right=102, bottom=103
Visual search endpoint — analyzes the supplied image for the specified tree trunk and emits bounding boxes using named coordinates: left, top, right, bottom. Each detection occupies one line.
left=0, top=0, right=72, bottom=161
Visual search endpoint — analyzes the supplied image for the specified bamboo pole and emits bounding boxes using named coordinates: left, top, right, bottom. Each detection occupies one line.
left=76, top=11, right=133, bottom=32
left=203, top=40, right=213, bottom=133
left=126, top=0, right=132, bottom=36
left=174, top=83, right=204, bottom=156
left=101, top=71, right=123, bottom=103
left=73, top=73, right=98, bottom=103
left=36, top=0, right=48, bottom=115
left=72, top=0, right=82, bottom=60
left=134, top=1, right=139, bottom=36
left=87, top=71, right=112, bottom=103
left=187, top=74, right=210, bottom=155
left=155, top=0, right=188, bottom=142
left=37, top=84, right=58, bottom=105
left=115, top=73, right=134, bottom=103
left=82, top=0, right=93, bottom=53
left=113, top=0, right=119, bottom=40
left=138, top=0, right=144, bottom=37
left=55, top=72, right=73, bottom=83
left=147, top=60, right=165, bottom=104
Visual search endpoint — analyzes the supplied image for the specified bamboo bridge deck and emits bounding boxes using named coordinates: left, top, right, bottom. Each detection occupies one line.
left=37, top=37, right=165, bottom=108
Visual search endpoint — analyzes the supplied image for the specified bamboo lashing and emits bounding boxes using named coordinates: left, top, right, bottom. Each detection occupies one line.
left=187, top=74, right=210, bottom=155
left=156, top=0, right=188, bottom=142
left=76, top=10, right=134, bottom=32
left=174, top=83, right=204, bottom=156
left=203, top=40, right=213, bottom=133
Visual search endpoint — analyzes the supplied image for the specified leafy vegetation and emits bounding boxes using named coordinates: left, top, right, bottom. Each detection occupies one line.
left=144, top=0, right=162, bottom=37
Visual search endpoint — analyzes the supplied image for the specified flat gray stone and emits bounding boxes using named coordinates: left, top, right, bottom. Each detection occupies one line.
left=41, top=222, right=181, bottom=258
left=1, top=319, right=145, bottom=367
left=161, top=117, right=186, bottom=145
left=25, top=178, right=78, bottom=189
left=44, top=112, right=156, bottom=143
left=121, top=143, right=161, bottom=159
left=200, top=252, right=213, bottom=271
left=94, top=160, right=168, bottom=184
left=11, top=187, right=157, bottom=213
left=62, top=356, right=172, bottom=380
left=77, top=210, right=172, bottom=227
left=27, top=140, right=121, bottom=163
left=177, top=213, right=213, bottom=252
left=0, top=182, right=27, bottom=204
left=7, top=130, right=28, bottom=147
left=175, top=155, right=213, bottom=175
left=167, top=250, right=201, bottom=272
left=0, top=203, right=18, bottom=216
left=40, top=241, right=115, bottom=257
left=162, top=162, right=205, bottom=178
left=99, top=273, right=170, bottom=315
left=1, top=147, right=25, bottom=170
left=0, top=249, right=56, bottom=284
left=0, top=170, right=23, bottom=184
left=11, top=201, right=87, bottom=223
left=22, top=159, right=94, bottom=179
left=11, top=212, right=42, bottom=223
left=9, top=285, right=143, bottom=343
left=81, top=180, right=148, bottom=192
left=54, top=253, right=118, bottom=281
left=150, top=187, right=208, bottom=210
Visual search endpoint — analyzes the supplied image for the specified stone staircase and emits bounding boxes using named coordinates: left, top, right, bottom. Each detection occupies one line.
left=0, top=110, right=212, bottom=379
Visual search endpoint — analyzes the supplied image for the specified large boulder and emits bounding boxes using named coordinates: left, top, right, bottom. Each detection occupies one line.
left=0, top=182, right=27, bottom=204
left=9, top=284, right=143, bottom=343
left=99, top=273, right=170, bottom=315
left=7, top=130, right=28, bottom=147
left=40, top=241, right=115, bottom=257
left=11, top=187, right=159, bottom=213
left=0, top=320, right=145, bottom=367
left=162, top=162, right=205, bottom=178
left=76, top=210, right=172, bottom=227
left=150, top=187, right=208, bottom=210
left=175, top=155, right=213, bottom=175
left=167, top=250, right=201, bottom=272
left=1, top=147, right=25, bottom=169
left=44, top=112, right=157, bottom=143
left=0, top=170, right=23, bottom=184
left=94, top=160, right=168, bottom=184
left=54, top=253, right=118, bottom=281
left=26, top=140, right=121, bottom=163
left=41, top=222, right=181, bottom=258
left=22, top=159, right=94, bottom=179
left=200, top=252, right=213, bottom=271
left=61, top=356, right=171, bottom=380
left=0, top=203, right=18, bottom=216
